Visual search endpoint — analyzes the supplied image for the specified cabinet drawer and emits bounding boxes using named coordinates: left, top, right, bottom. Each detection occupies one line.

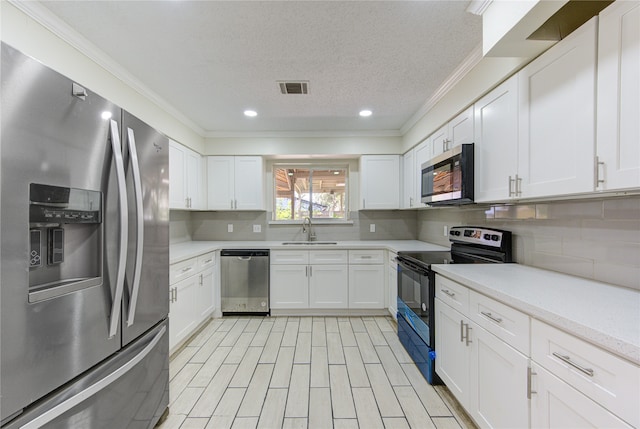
left=348, top=249, right=384, bottom=264
left=388, top=251, right=397, bottom=264
left=197, top=252, right=216, bottom=270
left=170, top=257, right=198, bottom=285
left=469, top=290, right=530, bottom=355
left=309, top=250, right=348, bottom=265
left=271, top=250, right=309, bottom=265
left=435, top=275, right=469, bottom=314
left=531, top=319, right=640, bottom=428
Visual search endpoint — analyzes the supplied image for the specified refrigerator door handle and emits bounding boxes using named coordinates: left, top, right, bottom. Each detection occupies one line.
left=125, top=127, right=145, bottom=327
left=108, top=119, right=128, bottom=339
left=18, top=325, right=166, bottom=429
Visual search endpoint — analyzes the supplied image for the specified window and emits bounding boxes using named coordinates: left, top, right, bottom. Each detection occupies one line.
left=274, top=166, right=348, bottom=221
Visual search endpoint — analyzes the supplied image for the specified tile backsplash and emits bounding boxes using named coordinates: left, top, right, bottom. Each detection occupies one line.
left=170, top=196, right=640, bottom=290
left=416, top=196, right=640, bottom=291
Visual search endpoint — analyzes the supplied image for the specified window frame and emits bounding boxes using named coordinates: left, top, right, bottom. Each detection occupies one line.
left=272, top=163, right=350, bottom=223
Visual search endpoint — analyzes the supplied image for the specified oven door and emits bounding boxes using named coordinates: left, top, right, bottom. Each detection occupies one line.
left=396, top=258, right=433, bottom=348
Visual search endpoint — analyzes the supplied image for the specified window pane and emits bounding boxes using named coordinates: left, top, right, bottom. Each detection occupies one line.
left=310, top=169, right=346, bottom=219
left=274, top=166, right=347, bottom=221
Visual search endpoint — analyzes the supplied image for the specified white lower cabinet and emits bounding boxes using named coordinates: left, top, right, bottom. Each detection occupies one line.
left=469, top=321, right=529, bottom=429
left=348, top=264, right=385, bottom=309
left=270, top=265, right=309, bottom=308
left=270, top=250, right=348, bottom=309
left=169, top=274, right=199, bottom=352
left=270, top=249, right=385, bottom=310
left=531, top=363, right=632, bottom=429
left=309, top=265, right=348, bottom=308
left=387, top=251, right=398, bottom=319
left=169, top=251, right=217, bottom=353
left=434, top=298, right=471, bottom=406
left=435, top=274, right=639, bottom=429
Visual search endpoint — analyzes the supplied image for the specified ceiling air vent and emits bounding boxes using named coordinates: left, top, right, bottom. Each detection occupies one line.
left=278, top=81, right=309, bottom=95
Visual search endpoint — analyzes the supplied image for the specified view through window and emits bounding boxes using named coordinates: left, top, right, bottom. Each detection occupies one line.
left=274, top=166, right=348, bottom=221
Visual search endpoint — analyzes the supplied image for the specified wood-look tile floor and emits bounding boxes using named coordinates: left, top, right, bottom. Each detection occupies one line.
left=158, top=316, right=477, bottom=429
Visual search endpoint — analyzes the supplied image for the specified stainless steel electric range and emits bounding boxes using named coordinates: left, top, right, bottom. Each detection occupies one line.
left=396, top=226, right=513, bottom=384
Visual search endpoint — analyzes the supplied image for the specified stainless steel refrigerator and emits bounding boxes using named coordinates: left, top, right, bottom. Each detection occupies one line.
left=1, top=43, right=170, bottom=428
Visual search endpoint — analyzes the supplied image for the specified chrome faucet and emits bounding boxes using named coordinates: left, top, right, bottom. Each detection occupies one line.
left=302, top=217, right=316, bottom=241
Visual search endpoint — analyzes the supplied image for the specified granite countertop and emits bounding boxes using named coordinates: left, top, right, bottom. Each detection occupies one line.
left=170, top=240, right=448, bottom=264
left=432, top=263, right=640, bottom=365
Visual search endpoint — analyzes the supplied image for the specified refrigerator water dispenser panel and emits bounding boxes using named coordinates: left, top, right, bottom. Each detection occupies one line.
left=28, top=183, right=103, bottom=302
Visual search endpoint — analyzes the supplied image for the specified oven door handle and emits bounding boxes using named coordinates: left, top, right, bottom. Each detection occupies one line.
left=395, top=257, right=430, bottom=276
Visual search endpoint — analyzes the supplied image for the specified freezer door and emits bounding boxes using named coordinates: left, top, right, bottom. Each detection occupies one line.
left=121, top=111, right=169, bottom=346
left=1, top=321, right=169, bottom=429
left=0, top=43, right=123, bottom=422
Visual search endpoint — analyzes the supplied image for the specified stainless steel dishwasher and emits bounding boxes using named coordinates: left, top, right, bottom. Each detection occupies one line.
left=220, top=249, right=270, bottom=315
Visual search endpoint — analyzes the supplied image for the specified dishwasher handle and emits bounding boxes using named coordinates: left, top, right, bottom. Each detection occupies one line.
left=221, top=249, right=270, bottom=258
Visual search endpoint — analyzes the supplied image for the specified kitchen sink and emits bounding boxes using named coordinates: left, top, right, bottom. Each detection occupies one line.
left=282, top=241, right=338, bottom=245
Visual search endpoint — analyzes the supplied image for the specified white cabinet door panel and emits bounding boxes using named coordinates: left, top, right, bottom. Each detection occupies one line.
left=234, top=156, right=264, bottom=210
left=518, top=18, right=597, bottom=198
left=309, top=265, right=348, bottom=309
left=402, top=149, right=416, bottom=208
left=270, top=265, right=309, bottom=309
left=596, top=1, right=640, bottom=191
left=207, top=156, right=235, bottom=210
left=474, top=76, right=518, bottom=202
left=360, top=155, right=400, bottom=210
left=348, top=265, right=385, bottom=308
left=169, top=142, right=187, bottom=209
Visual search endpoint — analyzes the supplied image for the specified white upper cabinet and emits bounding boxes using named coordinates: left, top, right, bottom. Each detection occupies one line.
left=169, top=140, right=204, bottom=210
left=431, top=106, right=474, bottom=158
left=414, top=137, right=432, bottom=205
left=517, top=17, right=597, bottom=199
left=207, top=156, right=264, bottom=210
left=360, top=155, right=400, bottom=210
left=474, top=76, right=519, bottom=203
left=401, top=149, right=416, bottom=209
left=596, top=1, right=640, bottom=191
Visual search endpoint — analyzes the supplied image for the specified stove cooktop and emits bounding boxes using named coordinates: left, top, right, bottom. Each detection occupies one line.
left=397, top=251, right=452, bottom=267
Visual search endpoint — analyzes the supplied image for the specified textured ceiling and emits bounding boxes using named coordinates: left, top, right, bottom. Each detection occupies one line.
left=40, top=1, right=482, bottom=134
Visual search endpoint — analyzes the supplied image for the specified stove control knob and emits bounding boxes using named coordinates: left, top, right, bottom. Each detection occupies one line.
left=483, top=234, right=491, bottom=240
left=491, top=235, right=500, bottom=241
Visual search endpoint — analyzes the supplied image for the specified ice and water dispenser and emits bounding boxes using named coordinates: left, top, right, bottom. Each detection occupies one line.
left=28, top=183, right=103, bottom=302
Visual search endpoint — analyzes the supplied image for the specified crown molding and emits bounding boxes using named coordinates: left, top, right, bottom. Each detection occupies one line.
left=9, top=0, right=206, bottom=137
left=205, top=129, right=403, bottom=139
left=400, top=43, right=483, bottom=136
left=466, top=0, right=493, bottom=16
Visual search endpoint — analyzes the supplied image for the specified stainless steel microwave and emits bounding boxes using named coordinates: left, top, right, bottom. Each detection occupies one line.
left=421, top=143, right=474, bottom=205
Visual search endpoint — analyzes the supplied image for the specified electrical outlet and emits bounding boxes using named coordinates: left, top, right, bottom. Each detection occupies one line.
left=227, top=224, right=233, bottom=233
left=370, top=224, right=376, bottom=233
left=253, top=224, right=261, bottom=233
left=444, top=225, right=448, bottom=236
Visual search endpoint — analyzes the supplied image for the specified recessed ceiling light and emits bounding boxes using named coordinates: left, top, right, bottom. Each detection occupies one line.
left=359, top=110, right=372, bottom=117
left=244, top=110, right=257, bottom=117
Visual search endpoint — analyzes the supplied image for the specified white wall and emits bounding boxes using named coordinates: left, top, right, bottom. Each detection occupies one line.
left=204, top=135, right=402, bottom=156
left=0, top=2, right=204, bottom=153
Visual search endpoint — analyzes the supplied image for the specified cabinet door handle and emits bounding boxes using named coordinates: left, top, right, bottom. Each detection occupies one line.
left=199, top=274, right=203, bottom=286
left=309, top=266, right=312, bottom=276
left=231, top=199, right=234, bottom=210
left=515, top=174, right=522, bottom=196
left=460, top=319, right=465, bottom=342
left=465, top=325, right=472, bottom=346
left=234, top=199, right=238, bottom=210
left=595, top=156, right=605, bottom=188
left=363, top=199, right=366, bottom=209
left=441, top=289, right=455, bottom=298
left=508, top=176, right=514, bottom=197
left=527, top=366, right=537, bottom=399
left=552, top=352, right=594, bottom=377
left=480, top=311, right=503, bottom=324
left=409, top=197, right=413, bottom=207
left=305, top=266, right=308, bottom=277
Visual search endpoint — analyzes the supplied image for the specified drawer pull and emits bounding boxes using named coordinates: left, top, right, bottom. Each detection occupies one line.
left=361, top=255, right=372, bottom=259
left=441, top=289, right=455, bottom=298
left=181, top=267, right=193, bottom=273
left=552, top=352, right=595, bottom=377
left=480, top=311, right=503, bottom=324
left=203, top=259, right=213, bottom=264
